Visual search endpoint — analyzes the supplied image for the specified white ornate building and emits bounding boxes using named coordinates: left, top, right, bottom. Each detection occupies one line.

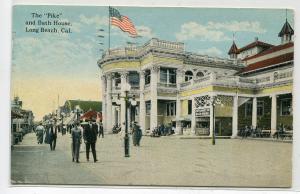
left=98, top=20, right=293, bottom=137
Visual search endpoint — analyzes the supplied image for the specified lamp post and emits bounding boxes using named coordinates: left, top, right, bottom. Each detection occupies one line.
left=116, top=83, right=136, bottom=157
left=209, top=95, right=223, bottom=145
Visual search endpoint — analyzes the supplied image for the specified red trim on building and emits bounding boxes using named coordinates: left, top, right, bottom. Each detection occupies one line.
left=238, top=40, right=273, bottom=53
left=240, top=52, right=294, bottom=74
left=243, top=42, right=294, bottom=61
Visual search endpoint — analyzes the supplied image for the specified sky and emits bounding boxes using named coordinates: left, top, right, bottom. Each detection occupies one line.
left=11, top=5, right=294, bottom=120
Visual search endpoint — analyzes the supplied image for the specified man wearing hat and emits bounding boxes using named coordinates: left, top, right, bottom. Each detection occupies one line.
left=83, top=120, right=98, bottom=162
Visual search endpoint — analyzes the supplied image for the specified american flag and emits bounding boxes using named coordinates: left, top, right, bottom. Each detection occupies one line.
left=109, top=7, right=138, bottom=36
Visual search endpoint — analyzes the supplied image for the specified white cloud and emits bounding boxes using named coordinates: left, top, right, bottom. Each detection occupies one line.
left=197, top=47, right=223, bottom=56
left=136, top=25, right=155, bottom=38
left=79, top=14, right=108, bottom=27
left=176, top=22, right=230, bottom=42
left=71, top=22, right=82, bottom=33
left=176, top=20, right=266, bottom=42
left=207, top=21, right=266, bottom=33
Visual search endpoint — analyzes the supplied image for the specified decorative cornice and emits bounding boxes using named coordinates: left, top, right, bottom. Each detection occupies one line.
left=106, top=73, right=112, bottom=80
left=151, top=65, right=160, bottom=73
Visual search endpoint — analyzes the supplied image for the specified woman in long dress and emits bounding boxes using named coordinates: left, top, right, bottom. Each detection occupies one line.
left=35, top=122, right=45, bottom=144
left=71, top=122, right=82, bottom=163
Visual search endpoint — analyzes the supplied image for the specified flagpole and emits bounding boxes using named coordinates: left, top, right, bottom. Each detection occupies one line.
left=108, top=6, right=111, bottom=54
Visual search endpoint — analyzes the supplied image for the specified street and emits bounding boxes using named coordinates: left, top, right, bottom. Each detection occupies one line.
left=11, top=132, right=292, bottom=187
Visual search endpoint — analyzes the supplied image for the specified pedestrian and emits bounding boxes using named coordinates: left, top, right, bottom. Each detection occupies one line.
left=44, top=124, right=51, bottom=145
left=61, top=124, right=67, bottom=135
left=98, top=122, right=104, bottom=138
left=132, top=122, right=142, bottom=146
left=35, top=122, right=45, bottom=144
left=49, top=123, right=58, bottom=151
left=71, top=122, right=82, bottom=163
left=83, top=120, right=98, bottom=162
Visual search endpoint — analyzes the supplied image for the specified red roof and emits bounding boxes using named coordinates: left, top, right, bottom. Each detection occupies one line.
left=240, top=52, right=293, bottom=74
left=80, top=110, right=102, bottom=121
left=228, top=41, right=239, bottom=54
left=278, top=20, right=294, bottom=37
left=238, top=40, right=273, bottom=53
left=243, top=42, right=294, bottom=61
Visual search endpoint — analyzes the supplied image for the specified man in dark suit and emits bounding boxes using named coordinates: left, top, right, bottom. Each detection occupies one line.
left=83, top=120, right=98, bottom=162
left=49, top=123, right=58, bottom=151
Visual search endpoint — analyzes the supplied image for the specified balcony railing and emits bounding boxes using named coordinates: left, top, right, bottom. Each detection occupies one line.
left=158, top=82, right=177, bottom=88
left=193, top=76, right=211, bottom=84
left=180, top=81, right=192, bottom=87
left=131, top=84, right=140, bottom=90
left=179, top=69, right=293, bottom=90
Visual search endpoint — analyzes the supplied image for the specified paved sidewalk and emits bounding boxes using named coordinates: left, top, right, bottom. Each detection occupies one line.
left=11, top=132, right=292, bottom=187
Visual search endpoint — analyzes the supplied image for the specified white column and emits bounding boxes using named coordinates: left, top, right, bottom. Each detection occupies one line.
left=209, top=96, right=214, bottom=137
left=111, top=105, right=116, bottom=128
left=106, top=73, right=112, bottom=133
left=232, top=95, right=238, bottom=138
left=176, top=69, right=183, bottom=135
left=252, top=97, right=257, bottom=129
left=191, top=97, right=196, bottom=135
left=120, top=72, right=128, bottom=134
left=101, top=75, right=106, bottom=131
left=117, top=108, right=121, bottom=125
left=150, top=66, right=159, bottom=132
left=139, top=71, right=146, bottom=134
left=175, top=99, right=182, bottom=135
left=128, top=105, right=131, bottom=127
left=112, top=77, right=116, bottom=91
left=271, top=94, right=277, bottom=134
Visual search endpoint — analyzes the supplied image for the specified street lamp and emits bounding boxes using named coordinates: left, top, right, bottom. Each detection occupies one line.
left=130, top=96, right=137, bottom=123
left=117, top=83, right=136, bottom=157
left=209, top=95, right=223, bottom=145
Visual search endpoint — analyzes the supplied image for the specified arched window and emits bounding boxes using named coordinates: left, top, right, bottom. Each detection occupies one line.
left=196, top=71, right=204, bottom=78
left=185, top=71, right=193, bottom=82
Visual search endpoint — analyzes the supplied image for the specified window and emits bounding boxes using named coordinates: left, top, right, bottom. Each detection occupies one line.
left=114, top=73, right=121, bottom=86
left=128, top=72, right=139, bottom=86
left=169, top=69, right=176, bottom=84
left=185, top=71, right=193, bottom=82
left=160, top=68, right=177, bottom=84
left=145, top=70, right=151, bottom=85
left=166, top=102, right=176, bottom=116
left=135, top=106, right=139, bottom=116
left=160, top=68, right=168, bottom=83
left=245, top=102, right=252, bottom=117
left=281, top=98, right=292, bottom=116
left=257, top=101, right=264, bottom=116
left=188, top=100, right=192, bottom=115
left=196, top=71, right=204, bottom=78
left=146, top=102, right=151, bottom=115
